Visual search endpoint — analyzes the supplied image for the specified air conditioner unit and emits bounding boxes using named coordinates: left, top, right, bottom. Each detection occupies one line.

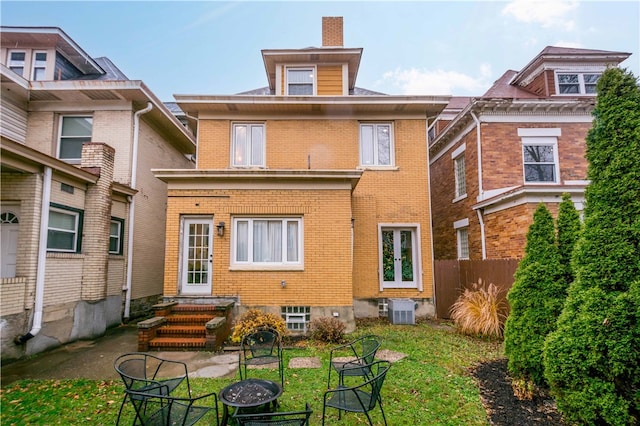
left=387, top=298, right=416, bottom=325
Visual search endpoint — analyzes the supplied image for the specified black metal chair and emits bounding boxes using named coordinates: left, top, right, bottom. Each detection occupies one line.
left=232, top=402, right=312, bottom=425
left=114, top=352, right=192, bottom=425
left=322, top=360, right=391, bottom=426
left=239, top=327, right=284, bottom=388
left=327, top=335, right=381, bottom=388
left=125, top=384, right=219, bottom=426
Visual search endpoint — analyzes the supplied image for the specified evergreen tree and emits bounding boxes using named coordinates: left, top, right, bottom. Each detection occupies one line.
left=556, top=192, right=581, bottom=285
left=504, top=203, right=564, bottom=385
left=543, top=68, right=640, bottom=425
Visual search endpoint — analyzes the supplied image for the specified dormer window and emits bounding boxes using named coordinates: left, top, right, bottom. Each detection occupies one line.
left=286, top=67, right=315, bottom=95
left=32, top=51, right=47, bottom=81
left=8, top=51, right=25, bottom=77
left=556, top=72, right=600, bottom=95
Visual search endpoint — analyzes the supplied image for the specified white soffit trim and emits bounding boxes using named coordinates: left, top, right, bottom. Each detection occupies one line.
left=479, top=115, right=592, bottom=123
left=429, top=122, right=475, bottom=164
left=453, top=218, right=469, bottom=229
left=517, top=128, right=561, bottom=137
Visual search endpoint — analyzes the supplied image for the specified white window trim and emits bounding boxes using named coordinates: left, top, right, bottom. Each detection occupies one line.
left=378, top=223, right=422, bottom=291
left=285, top=65, right=316, bottom=96
left=359, top=122, right=395, bottom=168
left=8, top=50, right=26, bottom=77
left=453, top=154, right=467, bottom=202
left=554, top=71, right=601, bottom=96
left=457, top=227, right=470, bottom=260
left=109, top=218, right=124, bottom=255
left=57, top=115, right=93, bottom=163
left=453, top=218, right=469, bottom=229
left=47, top=206, right=80, bottom=253
left=231, top=217, right=304, bottom=271
left=521, top=136, right=560, bottom=184
left=31, top=50, right=48, bottom=81
left=231, top=122, right=266, bottom=168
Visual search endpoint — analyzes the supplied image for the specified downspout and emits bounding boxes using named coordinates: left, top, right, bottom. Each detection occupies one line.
left=470, top=111, right=487, bottom=259
left=124, top=102, right=153, bottom=319
left=15, top=166, right=52, bottom=344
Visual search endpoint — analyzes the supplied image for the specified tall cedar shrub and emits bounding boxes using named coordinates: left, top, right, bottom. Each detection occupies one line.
left=556, top=193, right=581, bottom=285
left=504, top=203, right=565, bottom=385
left=543, top=68, right=640, bottom=425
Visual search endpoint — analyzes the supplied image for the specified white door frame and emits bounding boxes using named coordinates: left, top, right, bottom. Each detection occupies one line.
left=1, top=209, right=20, bottom=279
left=180, top=216, right=213, bottom=295
left=378, top=223, right=422, bottom=291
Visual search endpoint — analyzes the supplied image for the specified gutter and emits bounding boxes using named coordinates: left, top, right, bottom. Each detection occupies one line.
left=470, top=111, right=487, bottom=260
left=123, top=102, right=153, bottom=319
left=15, top=166, right=52, bottom=344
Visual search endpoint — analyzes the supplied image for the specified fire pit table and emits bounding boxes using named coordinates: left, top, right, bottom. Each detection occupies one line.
left=219, top=378, right=283, bottom=425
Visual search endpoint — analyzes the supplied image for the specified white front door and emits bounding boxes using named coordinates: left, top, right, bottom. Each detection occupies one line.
left=1, top=212, right=19, bottom=278
left=380, top=227, right=418, bottom=289
left=181, top=217, right=213, bottom=295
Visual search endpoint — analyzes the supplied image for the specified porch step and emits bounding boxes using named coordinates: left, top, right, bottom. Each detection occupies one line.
left=165, top=314, right=214, bottom=325
left=157, top=325, right=206, bottom=338
left=148, top=337, right=207, bottom=350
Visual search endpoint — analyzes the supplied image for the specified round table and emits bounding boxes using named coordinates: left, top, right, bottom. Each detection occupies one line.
left=219, top=378, right=283, bottom=425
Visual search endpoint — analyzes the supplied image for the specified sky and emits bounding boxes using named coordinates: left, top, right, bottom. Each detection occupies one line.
left=1, top=0, right=639, bottom=102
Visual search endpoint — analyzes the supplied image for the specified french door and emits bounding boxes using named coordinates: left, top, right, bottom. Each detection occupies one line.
left=180, top=217, right=213, bottom=295
left=380, top=226, right=419, bottom=289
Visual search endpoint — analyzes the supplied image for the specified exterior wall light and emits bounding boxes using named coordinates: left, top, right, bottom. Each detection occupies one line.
left=216, top=221, right=225, bottom=237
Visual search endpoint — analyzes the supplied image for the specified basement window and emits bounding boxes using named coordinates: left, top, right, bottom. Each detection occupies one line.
left=281, top=306, right=310, bottom=332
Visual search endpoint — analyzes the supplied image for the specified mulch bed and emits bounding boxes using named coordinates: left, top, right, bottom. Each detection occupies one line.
left=472, top=358, right=566, bottom=425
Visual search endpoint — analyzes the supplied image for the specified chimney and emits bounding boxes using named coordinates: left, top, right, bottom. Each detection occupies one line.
left=322, top=16, right=343, bottom=47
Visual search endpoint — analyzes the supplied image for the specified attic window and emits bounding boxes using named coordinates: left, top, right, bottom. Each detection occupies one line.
left=286, top=68, right=314, bottom=95
left=556, top=72, right=600, bottom=95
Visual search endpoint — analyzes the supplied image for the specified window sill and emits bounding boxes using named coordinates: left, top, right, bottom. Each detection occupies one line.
left=381, top=283, right=418, bottom=289
left=452, top=194, right=467, bottom=203
left=357, top=166, right=399, bottom=171
left=524, top=181, right=560, bottom=185
left=46, top=252, right=84, bottom=258
left=230, top=264, right=304, bottom=272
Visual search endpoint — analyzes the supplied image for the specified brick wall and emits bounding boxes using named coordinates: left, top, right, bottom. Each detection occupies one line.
left=322, top=17, right=343, bottom=47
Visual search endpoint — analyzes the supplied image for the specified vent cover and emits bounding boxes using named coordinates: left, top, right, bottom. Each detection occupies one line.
left=387, top=298, right=416, bottom=325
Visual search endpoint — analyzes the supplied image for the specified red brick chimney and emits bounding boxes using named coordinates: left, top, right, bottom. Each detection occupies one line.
left=322, top=16, right=343, bottom=47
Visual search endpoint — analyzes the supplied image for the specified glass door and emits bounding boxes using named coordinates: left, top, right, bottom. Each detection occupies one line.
left=181, top=217, right=213, bottom=295
left=380, top=227, right=417, bottom=288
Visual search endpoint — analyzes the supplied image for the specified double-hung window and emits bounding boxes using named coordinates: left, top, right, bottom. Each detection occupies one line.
left=47, top=205, right=83, bottom=253
left=452, top=144, right=467, bottom=200
left=360, top=123, right=394, bottom=166
left=556, top=72, right=600, bottom=95
left=8, top=51, right=26, bottom=77
left=522, top=138, right=559, bottom=183
left=109, top=218, right=124, bottom=255
left=286, top=67, right=314, bottom=95
left=58, top=116, right=93, bottom=162
left=233, top=217, right=302, bottom=266
left=232, top=123, right=265, bottom=167
left=457, top=228, right=469, bottom=259
left=32, top=51, right=47, bottom=81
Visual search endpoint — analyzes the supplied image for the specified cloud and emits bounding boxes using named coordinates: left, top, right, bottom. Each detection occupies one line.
left=553, top=40, right=584, bottom=49
left=502, top=0, right=579, bottom=31
left=381, top=65, right=492, bottom=96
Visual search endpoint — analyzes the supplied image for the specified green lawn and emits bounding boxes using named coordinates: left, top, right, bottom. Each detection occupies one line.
left=1, top=320, right=503, bottom=425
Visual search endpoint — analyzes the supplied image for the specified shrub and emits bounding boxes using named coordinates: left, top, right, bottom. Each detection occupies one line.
left=449, top=279, right=506, bottom=338
left=231, top=308, right=288, bottom=343
left=309, top=317, right=346, bottom=343
left=504, top=203, right=565, bottom=386
left=543, top=67, right=640, bottom=425
left=556, top=192, right=581, bottom=285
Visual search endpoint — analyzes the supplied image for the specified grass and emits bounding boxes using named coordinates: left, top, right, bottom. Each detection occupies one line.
left=1, top=319, right=503, bottom=425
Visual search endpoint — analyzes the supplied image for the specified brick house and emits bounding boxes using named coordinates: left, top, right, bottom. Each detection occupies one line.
left=429, top=47, right=631, bottom=261
left=153, top=17, right=449, bottom=331
left=0, top=26, right=196, bottom=360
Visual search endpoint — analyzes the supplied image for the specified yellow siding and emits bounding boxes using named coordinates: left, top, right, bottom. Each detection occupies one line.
left=317, top=65, right=343, bottom=95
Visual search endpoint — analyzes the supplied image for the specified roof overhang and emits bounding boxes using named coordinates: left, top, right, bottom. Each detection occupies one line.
left=261, top=48, right=363, bottom=91
left=174, top=94, right=451, bottom=118
left=473, top=184, right=587, bottom=215
left=1, top=26, right=104, bottom=75
left=153, top=169, right=363, bottom=191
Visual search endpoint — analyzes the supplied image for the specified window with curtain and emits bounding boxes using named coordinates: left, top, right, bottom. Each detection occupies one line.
left=360, top=123, right=394, bottom=166
left=32, top=51, right=47, bottom=81
left=8, top=51, right=25, bottom=77
left=47, top=205, right=83, bottom=252
left=286, top=68, right=314, bottom=95
left=232, top=123, right=265, bottom=167
left=58, top=116, right=93, bottom=162
left=109, top=218, right=124, bottom=255
left=234, top=217, right=302, bottom=266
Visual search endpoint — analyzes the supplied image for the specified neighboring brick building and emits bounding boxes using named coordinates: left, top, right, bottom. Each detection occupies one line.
left=0, top=27, right=196, bottom=360
left=429, top=46, right=631, bottom=261
left=153, top=17, right=449, bottom=331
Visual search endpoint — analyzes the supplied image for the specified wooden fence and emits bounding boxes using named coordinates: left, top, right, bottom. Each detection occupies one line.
left=434, top=259, right=520, bottom=319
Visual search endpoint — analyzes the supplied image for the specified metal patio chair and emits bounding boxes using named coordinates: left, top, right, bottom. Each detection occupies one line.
left=239, top=327, right=284, bottom=388
left=114, top=352, right=192, bottom=425
left=322, top=360, right=391, bottom=426
left=232, top=402, right=312, bottom=425
left=125, top=384, right=219, bottom=426
left=327, top=334, right=381, bottom=388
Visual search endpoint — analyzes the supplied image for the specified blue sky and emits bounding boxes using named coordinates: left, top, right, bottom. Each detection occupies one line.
left=2, top=1, right=639, bottom=101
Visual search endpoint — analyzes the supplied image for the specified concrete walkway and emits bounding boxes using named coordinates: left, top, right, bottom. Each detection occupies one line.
left=0, top=324, right=323, bottom=387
